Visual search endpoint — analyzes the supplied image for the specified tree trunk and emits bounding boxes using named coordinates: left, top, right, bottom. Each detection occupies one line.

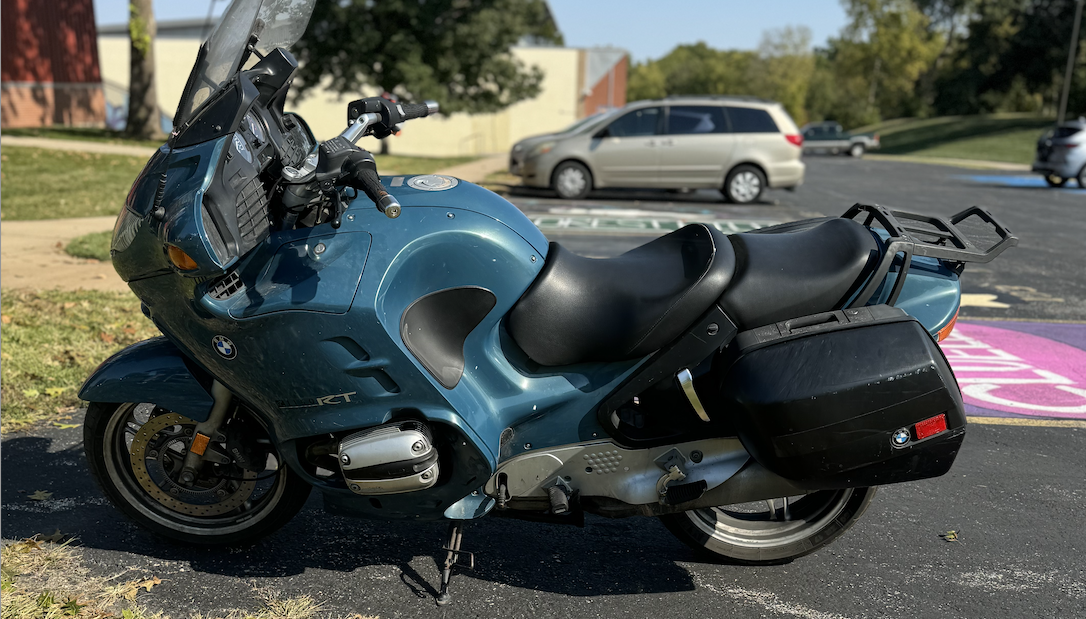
left=125, top=0, right=161, bottom=140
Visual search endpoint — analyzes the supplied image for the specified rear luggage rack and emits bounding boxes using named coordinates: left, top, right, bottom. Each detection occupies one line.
left=842, top=204, right=1018, bottom=307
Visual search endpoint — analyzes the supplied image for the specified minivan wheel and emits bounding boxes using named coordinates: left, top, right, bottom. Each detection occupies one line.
left=849, top=143, right=865, bottom=158
left=552, top=161, right=592, bottom=200
left=1077, top=166, right=1086, bottom=188
left=1045, top=174, right=1068, bottom=187
left=723, top=165, right=766, bottom=204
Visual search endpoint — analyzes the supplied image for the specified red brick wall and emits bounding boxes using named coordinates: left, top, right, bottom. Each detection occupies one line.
left=1, top=0, right=105, bottom=127
left=582, top=56, right=628, bottom=117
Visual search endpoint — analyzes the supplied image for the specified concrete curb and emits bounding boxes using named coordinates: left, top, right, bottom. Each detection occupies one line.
left=865, top=154, right=1031, bottom=172
left=1, top=135, right=159, bottom=158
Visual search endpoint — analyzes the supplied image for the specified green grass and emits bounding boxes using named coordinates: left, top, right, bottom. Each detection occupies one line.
left=372, top=154, right=478, bottom=175
left=0, top=147, right=144, bottom=220
left=65, top=231, right=113, bottom=261
left=851, top=114, right=1054, bottom=164
left=0, top=146, right=475, bottom=222
left=1, top=126, right=163, bottom=148
left=0, top=290, right=159, bottom=433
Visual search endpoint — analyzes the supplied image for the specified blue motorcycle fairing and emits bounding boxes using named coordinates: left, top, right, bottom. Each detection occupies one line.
left=78, top=336, right=215, bottom=419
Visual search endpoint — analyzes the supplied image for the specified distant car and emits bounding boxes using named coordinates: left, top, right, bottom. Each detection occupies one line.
left=508, top=96, right=805, bottom=203
left=1032, top=119, right=1086, bottom=187
left=801, top=121, right=880, bottom=157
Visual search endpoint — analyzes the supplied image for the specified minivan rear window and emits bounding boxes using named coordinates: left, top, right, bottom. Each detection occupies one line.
left=726, top=107, right=778, bottom=133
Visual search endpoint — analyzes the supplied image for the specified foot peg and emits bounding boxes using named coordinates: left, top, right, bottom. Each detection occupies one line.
left=677, top=368, right=710, bottom=422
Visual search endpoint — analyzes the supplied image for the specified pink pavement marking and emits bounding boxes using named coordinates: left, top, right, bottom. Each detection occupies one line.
left=939, top=322, right=1086, bottom=419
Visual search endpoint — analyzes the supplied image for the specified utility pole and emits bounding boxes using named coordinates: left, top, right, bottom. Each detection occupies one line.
left=1058, top=0, right=1085, bottom=124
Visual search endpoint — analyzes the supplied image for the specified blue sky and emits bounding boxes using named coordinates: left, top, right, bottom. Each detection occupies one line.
left=91, top=0, right=848, bottom=61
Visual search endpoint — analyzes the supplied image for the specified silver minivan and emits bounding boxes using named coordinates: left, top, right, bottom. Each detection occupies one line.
left=509, top=96, right=805, bottom=203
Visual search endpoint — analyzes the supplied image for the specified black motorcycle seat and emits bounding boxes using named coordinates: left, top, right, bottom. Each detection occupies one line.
left=718, top=218, right=880, bottom=329
left=508, top=224, right=736, bottom=366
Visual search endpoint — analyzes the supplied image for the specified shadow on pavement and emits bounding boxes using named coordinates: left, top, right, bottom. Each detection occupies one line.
left=1, top=427, right=700, bottom=599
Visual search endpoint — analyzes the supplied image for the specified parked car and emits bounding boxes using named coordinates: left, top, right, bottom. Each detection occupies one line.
left=1031, top=118, right=1086, bottom=187
left=508, top=96, right=805, bottom=203
left=801, top=121, right=880, bottom=157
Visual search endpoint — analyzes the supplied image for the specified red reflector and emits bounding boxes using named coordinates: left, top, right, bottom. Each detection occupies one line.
left=785, top=134, right=803, bottom=147
left=915, top=414, right=948, bottom=440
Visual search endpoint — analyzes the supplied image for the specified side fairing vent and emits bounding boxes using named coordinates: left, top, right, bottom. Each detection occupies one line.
left=207, top=270, right=243, bottom=300
left=236, top=176, right=270, bottom=246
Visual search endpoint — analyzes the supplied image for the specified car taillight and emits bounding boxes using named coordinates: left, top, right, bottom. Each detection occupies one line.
left=785, top=134, right=803, bottom=147
left=1061, top=143, right=1079, bottom=148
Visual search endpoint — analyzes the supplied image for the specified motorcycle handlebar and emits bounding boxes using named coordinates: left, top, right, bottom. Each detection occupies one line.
left=343, top=151, right=401, bottom=219
left=399, top=101, right=439, bottom=121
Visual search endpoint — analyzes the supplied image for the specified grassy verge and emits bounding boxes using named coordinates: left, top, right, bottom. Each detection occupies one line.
left=0, top=147, right=476, bottom=221
left=1, top=536, right=347, bottom=619
left=371, top=154, right=477, bottom=175
left=851, top=114, right=1053, bottom=164
left=1, top=147, right=144, bottom=220
left=2, top=126, right=164, bottom=148
left=65, top=231, right=113, bottom=261
left=0, top=290, right=158, bottom=434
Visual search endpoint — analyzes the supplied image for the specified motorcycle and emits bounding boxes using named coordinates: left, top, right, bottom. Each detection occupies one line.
left=80, top=0, right=1017, bottom=606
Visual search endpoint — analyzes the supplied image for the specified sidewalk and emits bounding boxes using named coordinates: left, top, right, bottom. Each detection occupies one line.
left=1, top=135, right=158, bottom=158
left=0, top=217, right=127, bottom=292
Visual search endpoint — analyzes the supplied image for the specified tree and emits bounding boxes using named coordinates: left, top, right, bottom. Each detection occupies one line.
left=747, top=26, right=816, bottom=124
left=125, top=0, right=161, bottom=139
left=290, top=0, right=561, bottom=115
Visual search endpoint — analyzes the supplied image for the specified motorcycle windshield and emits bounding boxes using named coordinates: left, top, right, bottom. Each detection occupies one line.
left=174, top=0, right=315, bottom=126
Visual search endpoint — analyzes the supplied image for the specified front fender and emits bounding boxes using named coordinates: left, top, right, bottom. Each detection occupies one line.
left=79, top=337, right=214, bottom=420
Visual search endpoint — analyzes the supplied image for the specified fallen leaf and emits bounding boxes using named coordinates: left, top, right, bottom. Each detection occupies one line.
left=55, top=241, right=64, bottom=249
left=51, top=422, right=80, bottom=429
left=939, top=530, right=959, bottom=542
left=44, top=387, right=66, bottom=397
left=99, top=332, right=115, bottom=343
left=28, top=490, right=53, bottom=501
left=22, top=389, right=40, bottom=398
left=62, top=302, right=77, bottom=310
left=1, top=314, right=10, bottom=324
left=123, top=327, right=136, bottom=335
left=95, top=274, right=107, bottom=279
left=139, top=576, right=162, bottom=592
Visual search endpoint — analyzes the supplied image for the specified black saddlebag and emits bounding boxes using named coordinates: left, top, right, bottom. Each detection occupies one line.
left=719, top=305, right=965, bottom=490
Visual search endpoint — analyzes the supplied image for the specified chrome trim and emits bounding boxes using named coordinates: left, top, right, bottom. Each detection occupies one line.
left=677, top=368, right=711, bottom=422
left=425, top=100, right=440, bottom=114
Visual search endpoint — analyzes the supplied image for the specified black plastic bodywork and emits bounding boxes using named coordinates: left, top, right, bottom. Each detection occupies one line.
left=719, top=305, right=966, bottom=489
left=401, top=287, right=497, bottom=389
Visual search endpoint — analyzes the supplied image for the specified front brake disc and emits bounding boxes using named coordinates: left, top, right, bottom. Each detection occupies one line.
left=128, top=412, right=257, bottom=517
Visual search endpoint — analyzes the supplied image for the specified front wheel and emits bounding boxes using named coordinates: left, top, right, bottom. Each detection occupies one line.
left=660, top=487, right=877, bottom=565
left=552, top=161, right=592, bottom=200
left=84, top=402, right=311, bottom=546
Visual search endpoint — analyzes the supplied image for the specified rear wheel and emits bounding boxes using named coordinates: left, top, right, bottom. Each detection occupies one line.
left=849, top=143, right=866, bottom=158
left=660, top=487, right=877, bottom=565
left=723, top=165, right=766, bottom=204
left=1045, top=174, right=1068, bottom=187
left=552, top=161, right=592, bottom=200
left=1077, top=166, right=1086, bottom=188
left=84, top=401, right=311, bottom=546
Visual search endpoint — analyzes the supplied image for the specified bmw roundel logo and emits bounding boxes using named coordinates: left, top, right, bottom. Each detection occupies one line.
left=212, top=335, right=237, bottom=360
left=891, top=428, right=911, bottom=447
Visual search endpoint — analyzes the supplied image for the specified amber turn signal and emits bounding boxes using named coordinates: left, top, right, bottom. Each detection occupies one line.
left=936, top=310, right=959, bottom=342
left=167, top=245, right=199, bottom=271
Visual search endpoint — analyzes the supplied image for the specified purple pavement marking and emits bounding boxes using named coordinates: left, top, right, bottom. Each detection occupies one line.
left=939, top=321, right=1086, bottom=420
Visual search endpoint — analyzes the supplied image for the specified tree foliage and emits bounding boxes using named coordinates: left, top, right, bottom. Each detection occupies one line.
left=629, top=0, right=1086, bottom=130
left=291, top=0, right=561, bottom=115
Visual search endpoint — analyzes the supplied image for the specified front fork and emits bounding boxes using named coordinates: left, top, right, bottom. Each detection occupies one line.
left=178, top=380, right=232, bottom=485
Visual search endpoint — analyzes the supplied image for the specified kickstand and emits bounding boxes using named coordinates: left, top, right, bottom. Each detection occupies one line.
left=435, top=521, right=473, bottom=606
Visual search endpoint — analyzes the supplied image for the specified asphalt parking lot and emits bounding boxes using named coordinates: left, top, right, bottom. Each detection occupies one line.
left=3, top=157, right=1084, bottom=618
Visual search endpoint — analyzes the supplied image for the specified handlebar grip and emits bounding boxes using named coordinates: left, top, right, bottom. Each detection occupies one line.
left=343, top=152, right=400, bottom=219
left=400, top=101, right=439, bottom=121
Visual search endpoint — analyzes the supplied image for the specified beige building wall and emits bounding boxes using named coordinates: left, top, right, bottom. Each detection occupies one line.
left=97, top=35, right=580, bottom=157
